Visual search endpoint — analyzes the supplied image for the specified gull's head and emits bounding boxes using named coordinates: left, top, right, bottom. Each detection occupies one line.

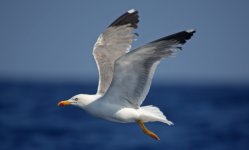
left=57, top=95, right=82, bottom=107
left=57, top=94, right=100, bottom=108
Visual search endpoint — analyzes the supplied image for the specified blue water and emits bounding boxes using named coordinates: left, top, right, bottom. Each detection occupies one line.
left=1, top=81, right=249, bottom=150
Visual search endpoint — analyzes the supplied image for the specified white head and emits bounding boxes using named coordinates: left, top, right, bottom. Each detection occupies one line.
left=57, top=94, right=99, bottom=108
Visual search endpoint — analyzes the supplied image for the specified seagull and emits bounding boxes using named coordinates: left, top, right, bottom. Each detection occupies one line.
left=57, top=9, right=195, bottom=140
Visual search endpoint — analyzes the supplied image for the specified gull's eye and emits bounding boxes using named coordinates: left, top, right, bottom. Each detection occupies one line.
left=74, top=98, right=78, bottom=101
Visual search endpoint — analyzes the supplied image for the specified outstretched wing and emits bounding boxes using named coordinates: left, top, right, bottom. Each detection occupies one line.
left=103, top=29, right=196, bottom=108
left=93, top=9, right=139, bottom=94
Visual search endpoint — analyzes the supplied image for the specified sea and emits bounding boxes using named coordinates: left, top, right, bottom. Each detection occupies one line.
left=1, top=80, right=249, bottom=150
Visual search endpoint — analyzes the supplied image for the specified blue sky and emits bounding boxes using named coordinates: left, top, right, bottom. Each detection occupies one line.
left=1, top=0, right=249, bottom=84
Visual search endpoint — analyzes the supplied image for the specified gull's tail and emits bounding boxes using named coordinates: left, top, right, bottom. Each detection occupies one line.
left=138, top=105, right=173, bottom=125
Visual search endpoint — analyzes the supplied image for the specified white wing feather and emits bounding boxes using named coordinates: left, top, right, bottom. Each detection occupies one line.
left=93, top=9, right=139, bottom=94
left=103, top=30, right=196, bottom=108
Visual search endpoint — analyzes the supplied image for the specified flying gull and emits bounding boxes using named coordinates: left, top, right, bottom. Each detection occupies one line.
left=58, top=9, right=195, bottom=140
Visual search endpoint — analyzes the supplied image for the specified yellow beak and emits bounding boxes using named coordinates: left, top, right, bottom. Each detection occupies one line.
left=57, top=100, right=71, bottom=106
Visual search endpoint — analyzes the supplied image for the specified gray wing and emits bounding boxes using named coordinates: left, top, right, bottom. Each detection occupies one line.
left=103, top=29, right=196, bottom=108
left=93, top=9, right=139, bottom=94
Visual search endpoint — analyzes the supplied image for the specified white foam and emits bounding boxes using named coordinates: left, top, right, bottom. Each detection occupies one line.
left=186, top=29, right=195, bottom=33
left=128, top=9, right=136, bottom=14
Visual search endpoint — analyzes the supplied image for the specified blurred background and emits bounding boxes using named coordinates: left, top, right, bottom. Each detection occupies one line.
left=1, top=0, right=249, bottom=150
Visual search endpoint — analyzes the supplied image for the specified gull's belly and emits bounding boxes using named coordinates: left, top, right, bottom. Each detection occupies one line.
left=112, top=107, right=140, bottom=123
left=85, top=102, right=139, bottom=123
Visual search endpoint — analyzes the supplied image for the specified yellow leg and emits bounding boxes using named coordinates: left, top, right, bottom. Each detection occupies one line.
left=136, top=120, right=160, bottom=141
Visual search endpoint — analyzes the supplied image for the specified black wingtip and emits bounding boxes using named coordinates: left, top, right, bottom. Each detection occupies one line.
left=152, top=29, right=196, bottom=44
left=108, top=9, right=139, bottom=28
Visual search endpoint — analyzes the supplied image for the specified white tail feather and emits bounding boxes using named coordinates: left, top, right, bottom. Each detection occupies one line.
left=139, top=105, right=174, bottom=125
